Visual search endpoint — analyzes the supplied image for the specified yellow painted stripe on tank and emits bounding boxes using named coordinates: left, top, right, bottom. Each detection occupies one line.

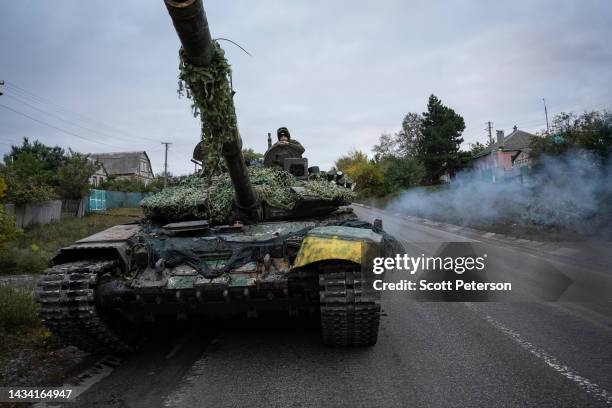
left=293, top=235, right=363, bottom=268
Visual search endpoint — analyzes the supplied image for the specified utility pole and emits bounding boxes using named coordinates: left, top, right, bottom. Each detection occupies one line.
left=485, top=121, right=493, bottom=145
left=161, top=142, right=172, bottom=187
left=542, top=98, right=550, bottom=134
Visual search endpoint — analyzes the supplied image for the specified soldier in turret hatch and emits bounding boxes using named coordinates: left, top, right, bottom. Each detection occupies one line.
left=277, top=127, right=291, bottom=144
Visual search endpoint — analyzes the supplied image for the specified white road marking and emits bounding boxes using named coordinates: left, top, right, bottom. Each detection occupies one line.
left=465, top=303, right=612, bottom=407
left=33, top=355, right=122, bottom=407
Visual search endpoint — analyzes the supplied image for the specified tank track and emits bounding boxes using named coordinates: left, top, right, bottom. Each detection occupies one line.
left=319, top=265, right=381, bottom=346
left=35, top=260, right=135, bottom=353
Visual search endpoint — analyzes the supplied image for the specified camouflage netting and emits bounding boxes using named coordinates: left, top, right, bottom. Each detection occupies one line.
left=145, top=41, right=356, bottom=223
left=141, top=167, right=355, bottom=223
left=178, top=41, right=236, bottom=177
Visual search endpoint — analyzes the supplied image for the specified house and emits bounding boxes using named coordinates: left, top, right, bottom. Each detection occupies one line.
left=89, top=151, right=154, bottom=186
left=471, top=126, right=536, bottom=182
left=88, top=157, right=108, bottom=188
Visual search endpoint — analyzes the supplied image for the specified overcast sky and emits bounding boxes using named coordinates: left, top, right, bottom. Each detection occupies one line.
left=1, top=0, right=611, bottom=175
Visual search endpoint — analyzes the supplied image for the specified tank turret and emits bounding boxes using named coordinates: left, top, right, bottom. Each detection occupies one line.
left=164, top=0, right=258, bottom=222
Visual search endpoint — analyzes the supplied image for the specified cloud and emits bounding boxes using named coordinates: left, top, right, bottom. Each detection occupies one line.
left=1, top=0, right=611, bottom=173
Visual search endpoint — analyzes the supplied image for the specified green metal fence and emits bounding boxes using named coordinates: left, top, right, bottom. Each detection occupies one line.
left=86, top=189, right=150, bottom=212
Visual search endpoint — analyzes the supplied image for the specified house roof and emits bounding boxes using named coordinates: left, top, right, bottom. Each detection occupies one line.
left=473, top=129, right=536, bottom=159
left=88, top=157, right=109, bottom=177
left=89, top=151, right=152, bottom=177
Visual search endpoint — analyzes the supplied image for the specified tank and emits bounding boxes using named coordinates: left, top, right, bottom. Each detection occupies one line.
left=34, top=0, right=394, bottom=352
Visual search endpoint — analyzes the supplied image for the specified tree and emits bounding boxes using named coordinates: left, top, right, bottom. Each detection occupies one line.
left=102, top=177, right=149, bottom=193
left=242, top=148, right=264, bottom=164
left=5, top=137, right=66, bottom=186
left=468, top=141, right=487, bottom=157
left=57, top=151, right=98, bottom=199
left=372, top=113, right=423, bottom=162
left=372, top=133, right=398, bottom=161
left=0, top=151, right=56, bottom=204
left=379, top=156, right=424, bottom=192
left=417, top=94, right=466, bottom=184
left=530, top=110, right=612, bottom=163
left=0, top=176, right=6, bottom=198
left=335, top=150, right=386, bottom=197
left=397, top=112, right=423, bottom=157
left=335, top=150, right=369, bottom=174
left=0, top=176, right=17, bottom=248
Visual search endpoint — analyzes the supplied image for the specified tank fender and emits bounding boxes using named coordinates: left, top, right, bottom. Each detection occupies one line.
left=49, top=224, right=141, bottom=270
left=293, top=226, right=383, bottom=269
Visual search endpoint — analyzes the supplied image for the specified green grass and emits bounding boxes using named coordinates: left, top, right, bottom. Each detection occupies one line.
left=0, top=286, right=48, bottom=353
left=0, top=208, right=142, bottom=275
left=0, top=208, right=143, bottom=378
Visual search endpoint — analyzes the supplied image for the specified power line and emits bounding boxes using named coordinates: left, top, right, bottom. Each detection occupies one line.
left=3, top=91, right=159, bottom=147
left=0, top=103, right=125, bottom=149
left=4, top=81, right=161, bottom=143
left=5, top=81, right=117, bottom=129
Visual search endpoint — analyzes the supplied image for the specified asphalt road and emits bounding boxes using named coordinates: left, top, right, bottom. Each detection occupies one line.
left=63, top=206, right=612, bottom=408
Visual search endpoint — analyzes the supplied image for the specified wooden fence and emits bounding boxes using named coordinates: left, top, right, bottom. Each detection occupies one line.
left=4, top=200, right=62, bottom=229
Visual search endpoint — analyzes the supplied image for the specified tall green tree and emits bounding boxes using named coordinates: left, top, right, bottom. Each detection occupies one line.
left=372, top=133, right=399, bottom=161
left=57, top=151, right=98, bottom=199
left=0, top=151, right=56, bottom=204
left=5, top=138, right=66, bottom=186
left=397, top=112, right=423, bottom=157
left=372, top=113, right=423, bottom=162
left=417, top=94, right=466, bottom=184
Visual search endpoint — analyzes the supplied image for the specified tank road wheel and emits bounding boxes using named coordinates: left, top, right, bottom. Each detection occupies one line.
left=35, top=260, right=137, bottom=353
left=319, top=264, right=381, bottom=347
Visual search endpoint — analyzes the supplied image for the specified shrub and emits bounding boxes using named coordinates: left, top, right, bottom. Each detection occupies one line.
left=102, top=177, right=149, bottom=193
left=0, top=207, right=18, bottom=247
left=56, top=151, right=98, bottom=199
left=335, top=150, right=387, bottom=197
left=0, top=248, right=48, bottom=275
left=3, top=182, right=56, bottom=205
left=0, top=286, right=40, bottom=334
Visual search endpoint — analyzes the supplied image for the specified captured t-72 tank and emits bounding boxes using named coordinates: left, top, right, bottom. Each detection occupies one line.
left=34, top=0, right=396, bottom=352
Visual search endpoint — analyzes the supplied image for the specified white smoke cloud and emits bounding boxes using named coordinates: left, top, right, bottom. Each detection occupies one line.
left=387, top=150, right=612, bottom=238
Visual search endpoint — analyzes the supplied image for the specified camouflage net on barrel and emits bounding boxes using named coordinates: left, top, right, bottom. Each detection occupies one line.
left=146, top=41, right=355, bottom=223
left=178, top=40, right=236, bottom=177
left=141, top=167, right=355, bottom=223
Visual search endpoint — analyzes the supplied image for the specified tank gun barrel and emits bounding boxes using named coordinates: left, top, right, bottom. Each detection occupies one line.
left=164, top=0, right=258, bottom=221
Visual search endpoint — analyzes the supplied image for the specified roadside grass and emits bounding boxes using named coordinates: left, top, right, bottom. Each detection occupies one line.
left=0, top=208, right=142, bottom=381
left=0, top=286, right=54, bottom=354
left=0, top=285, right=65, bottom=386
left=0, top=207, right=142, bottom=276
